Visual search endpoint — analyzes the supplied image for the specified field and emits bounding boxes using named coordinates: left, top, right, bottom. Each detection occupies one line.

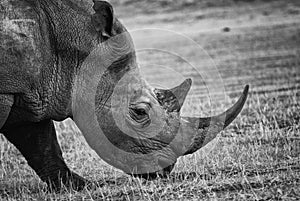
left=1, top=0, right=300, bottom=200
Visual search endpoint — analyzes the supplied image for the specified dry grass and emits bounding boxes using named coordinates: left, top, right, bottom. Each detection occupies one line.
left=1, top=0, right=300, bottom=200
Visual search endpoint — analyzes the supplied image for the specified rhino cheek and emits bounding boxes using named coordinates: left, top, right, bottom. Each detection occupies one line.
left=88, top=104, right=175, bottom=174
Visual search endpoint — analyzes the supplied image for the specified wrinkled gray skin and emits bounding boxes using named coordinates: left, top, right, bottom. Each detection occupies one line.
left=0, top=0, right=249, bottom=191
left=0, top=0, right=118, bottom=191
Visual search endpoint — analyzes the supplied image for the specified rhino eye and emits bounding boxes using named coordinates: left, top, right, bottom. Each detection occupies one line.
left=132, top=108, right=147, bottom=116
left=129, top=104, right=151, bottom=127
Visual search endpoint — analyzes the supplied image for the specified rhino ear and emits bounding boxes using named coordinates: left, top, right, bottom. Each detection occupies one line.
left=155, top=79, right=192, bottom=112
left=91, top=0, right=114, bottom=38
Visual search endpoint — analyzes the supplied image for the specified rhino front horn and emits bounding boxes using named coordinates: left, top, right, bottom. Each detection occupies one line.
left=172, top=85, right=249, bottom=156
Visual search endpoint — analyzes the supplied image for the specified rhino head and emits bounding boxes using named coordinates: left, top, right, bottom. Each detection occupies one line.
left=73, top=0, right=249, bottom=179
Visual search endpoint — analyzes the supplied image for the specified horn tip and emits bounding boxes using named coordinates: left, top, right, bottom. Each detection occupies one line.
left=243, top=85, right=249, bottom=96
left=185, top=78, right=192, bottom=86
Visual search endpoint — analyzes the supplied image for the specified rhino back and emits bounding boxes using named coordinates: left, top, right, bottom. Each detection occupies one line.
left=0, top=0, right=52, bottom=93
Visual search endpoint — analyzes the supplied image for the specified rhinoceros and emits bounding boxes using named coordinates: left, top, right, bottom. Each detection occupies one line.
left=0, top=0, right=249, bottom=191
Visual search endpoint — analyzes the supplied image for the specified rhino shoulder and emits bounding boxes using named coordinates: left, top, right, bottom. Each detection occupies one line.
left=0, top=0, right=51, bottom=92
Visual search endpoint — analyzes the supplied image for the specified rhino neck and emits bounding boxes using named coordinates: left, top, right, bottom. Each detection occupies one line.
left=36, top=0, right=98, bottom=120
left=36, top=0, right=130, bottom=121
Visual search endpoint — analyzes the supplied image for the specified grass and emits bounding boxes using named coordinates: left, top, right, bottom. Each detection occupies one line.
left=1, top=0, right=300, bottom=200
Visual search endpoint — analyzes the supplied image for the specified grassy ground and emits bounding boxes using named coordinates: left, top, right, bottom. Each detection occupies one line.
left=1, top=0, right=300, bottom=200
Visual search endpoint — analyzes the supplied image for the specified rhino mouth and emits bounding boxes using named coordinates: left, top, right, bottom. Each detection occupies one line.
left=132, top=163, right=175, bottom=180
